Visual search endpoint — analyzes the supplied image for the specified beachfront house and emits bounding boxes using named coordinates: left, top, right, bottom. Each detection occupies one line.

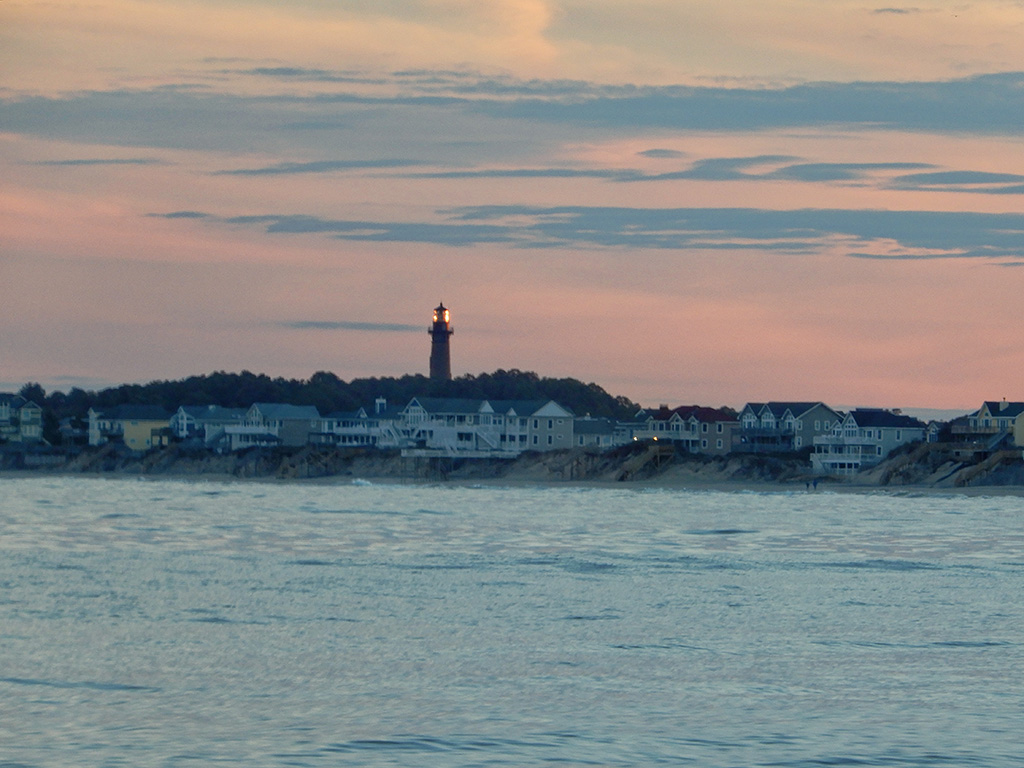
left=170, top=405, right=248, bottom=445
left=573, top=416, right=623, bottom=449
left=393, top=397, right=575, bottom=457
left=223, top=403, right=320, bottom=451
left=811, top=408, right=927, bottom=475
left=735, top=402, right=841, bottom=454
left=0, top=394, right=44, bottom=444
left=88, top=404, right=172, bottom=450
left=635, top=404, right=739, bottom=455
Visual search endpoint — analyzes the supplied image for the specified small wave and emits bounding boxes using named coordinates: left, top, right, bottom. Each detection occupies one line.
left=561, top=560, right=617, bottom=574
left=818, top=559, right=939, bottom=572
left=684, top=528, right=758, bottom=536
left=0, top=676, right=158, bottom=693
left=324, top=736, right=454, bottom=753
left=932, top=639, right=1014, bottom=649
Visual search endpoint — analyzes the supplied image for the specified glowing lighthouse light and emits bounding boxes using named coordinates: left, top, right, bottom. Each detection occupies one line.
left=428, top=302, right=454, bottom=381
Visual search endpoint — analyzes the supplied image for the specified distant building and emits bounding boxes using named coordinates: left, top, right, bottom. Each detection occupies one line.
left=223, top=403, right=320, bottom=451
left=170, top=405, right=247, bottom=444
left=812, top=408, right=926, bottom=475
left=379, top=397, right=576, bottom=457
left=968, top=401, right=1024, bottom=434
left=313, top=407, right=377, bottom=447
left=428, top=302, right=454, bottom=381
left=573, top=416, right=623, bottom=449
left=0, top=394, right=44, bottom=444
left=736, top=402, right=841, bottom=453
left=88, top=405, right=172, bottom=450
left=635, top=404, right=739, bottom=455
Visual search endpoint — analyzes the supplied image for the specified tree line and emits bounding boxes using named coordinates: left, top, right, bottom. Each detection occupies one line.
left=17, top=369, right=642, bottom=444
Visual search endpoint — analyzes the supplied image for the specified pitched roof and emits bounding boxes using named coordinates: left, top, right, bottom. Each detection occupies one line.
left=252, top=403, right=320, bottom=419
left=573, top=417, right=618, bottom=435
left=644, top=404, right=738, bottom=423
left=179, top=405, right=247, bottom=421
left=673, top=405, right=738, bottom=423
left=765, top=402, right=828, bottom=418
left=407, top=397, right=487, bottom=415
left=99, top=404, right=172, bottom=420
left=980, top=401, right=1024, bottom=419
left=848, top=409, right=926, bottom=429
left=323, top=408, right=369, bottom=420
left=485, top=399, right=551, bottom=417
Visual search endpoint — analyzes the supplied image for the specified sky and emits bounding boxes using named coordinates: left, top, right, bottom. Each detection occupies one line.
left=4, top=1, right=1024, bottom=412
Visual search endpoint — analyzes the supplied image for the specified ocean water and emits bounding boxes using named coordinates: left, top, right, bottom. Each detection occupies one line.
left=1, top=477, right=1022, bottom=767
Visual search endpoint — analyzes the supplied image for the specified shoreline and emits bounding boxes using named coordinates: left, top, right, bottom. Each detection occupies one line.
left=4, top=467, right=1024, bottom=497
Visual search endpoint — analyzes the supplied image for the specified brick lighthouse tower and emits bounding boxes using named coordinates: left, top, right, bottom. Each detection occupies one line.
left=428, top=302, right=453, bottom=381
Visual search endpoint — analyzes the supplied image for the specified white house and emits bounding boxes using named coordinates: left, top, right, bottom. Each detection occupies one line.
left=0, top=394, right=44, bottom=443
left=170, top=405, right=247, bottom=444
left=395, top=397, right=575, bottom=457
left=812, top=408, right=926, bottom=475
left=223, top=403, right=320, bottom=451
left=634, top=405, right=739, bottom=455
left=737, top=402, right=841, bottom=453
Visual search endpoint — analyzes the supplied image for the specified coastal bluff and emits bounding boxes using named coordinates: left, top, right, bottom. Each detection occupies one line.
left=6, top=441, right=1023, bottom=490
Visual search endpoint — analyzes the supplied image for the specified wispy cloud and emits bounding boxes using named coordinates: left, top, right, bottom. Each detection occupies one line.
left=889, top=170, right=1024, bottom=194
left=406, top=168, right=644, bottom=181
left=8, top=72, right=1024, bottom=158
left=163, top=206, right=1024, bottom=262
left=214, top=159, right=423, bottom=175
left=639, top=148, right=687, bottom=159
left=149, top=211, right=209, bottom=219
left=32, top=157, right=164, bottom=166
left=764, top=162, right=933, bottom=182
left=404, top=158, right=936, bottom=185
left=279, top=320, right=421, bottom=332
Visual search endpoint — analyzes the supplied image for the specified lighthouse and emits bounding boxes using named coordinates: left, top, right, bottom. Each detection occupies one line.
left=428, top=302, right=453, bottom=381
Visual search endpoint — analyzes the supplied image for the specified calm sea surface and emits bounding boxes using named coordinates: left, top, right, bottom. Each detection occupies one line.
left=1, top=477, right=1022, bottom=767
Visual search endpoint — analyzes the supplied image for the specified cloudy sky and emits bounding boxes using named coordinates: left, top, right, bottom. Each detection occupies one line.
left=4, top=1, right=1024, bottom=410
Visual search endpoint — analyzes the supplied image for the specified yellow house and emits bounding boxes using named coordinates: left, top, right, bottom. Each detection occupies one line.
left=122, top=418, right=171, bottom=450
left=88, top=405, right=171, bottom=449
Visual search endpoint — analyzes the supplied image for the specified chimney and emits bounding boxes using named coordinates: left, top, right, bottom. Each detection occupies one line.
left=375, top=396, right=387, bottom=415
left=1000, top=399, right=1008, bottom=411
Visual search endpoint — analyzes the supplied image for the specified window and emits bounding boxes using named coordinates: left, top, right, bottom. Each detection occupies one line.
left=701, top=439, right=708, bottom=449
left=702, top=423, right=708, bottom=432
left=547, top=435, right=553, bottom=445
left=533, top=419, right=539, bottom=429
left=548, top=419, right=553, bottom=429
left=717, top=423, right=723, bottom=433
left=532, top=435, right=538, bottom=445
left=716, top=439, right=723, bottom=449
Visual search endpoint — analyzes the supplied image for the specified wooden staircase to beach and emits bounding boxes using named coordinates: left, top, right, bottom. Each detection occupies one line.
left=614, top=443, right=675, bottom=481
left=952, top=449, right=1022, bottom=487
